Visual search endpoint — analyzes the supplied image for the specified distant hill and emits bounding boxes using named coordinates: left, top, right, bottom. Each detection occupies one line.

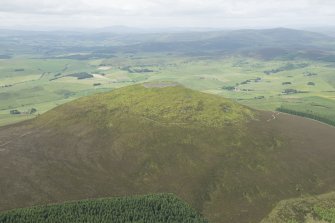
left=0, top=193, right=207, bottom=223
left=110, top=28, right=335, bottom=57
left=0, top=83, right=335, bottom=223
left=261, top=192, right=335, bottom=223
left=1, top=28, right=334, bottom=60
left=306, top=27, right=335, bottom=37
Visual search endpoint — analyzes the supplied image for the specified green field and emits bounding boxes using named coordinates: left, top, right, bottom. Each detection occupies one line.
left=1, top=54, right=335, bottom=127
left=0, top=193, right=207, bottom=223
left=276, top=96, right=335, bottom=126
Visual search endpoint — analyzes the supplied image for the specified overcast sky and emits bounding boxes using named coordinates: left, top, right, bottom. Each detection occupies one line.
left=0, top=0, right=334, bottom=30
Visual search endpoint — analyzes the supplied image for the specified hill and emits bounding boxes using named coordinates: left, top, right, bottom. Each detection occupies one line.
left=106, top=28, right=335, bottom=60
left=1, top=28, right=334, bottom=59
left=0, top=193, right=207, bottom=223
left=0, top=83, right=335, bottom=223
left=261, top=192, right=335, bottom=223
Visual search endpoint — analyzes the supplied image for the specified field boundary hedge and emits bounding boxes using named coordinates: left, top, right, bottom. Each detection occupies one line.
left=276, top=107, right=335, bottom=127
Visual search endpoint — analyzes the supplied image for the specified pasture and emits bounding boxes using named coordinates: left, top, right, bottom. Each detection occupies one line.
left=1, top=52, right=335, bottom=126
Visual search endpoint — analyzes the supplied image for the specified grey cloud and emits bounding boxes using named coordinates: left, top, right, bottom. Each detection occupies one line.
left=0, top=0, right=334, bottom=29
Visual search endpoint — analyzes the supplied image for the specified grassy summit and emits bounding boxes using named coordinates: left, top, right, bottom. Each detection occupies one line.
left=0, top=83, right=335, bottom=223
left=36, top=83, right=254, bottom=128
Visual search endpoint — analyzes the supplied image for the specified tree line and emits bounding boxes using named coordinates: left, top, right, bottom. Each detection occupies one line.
left=0, top=194, right=208, bottom=223
left=276, top=107, right=335, bottom=127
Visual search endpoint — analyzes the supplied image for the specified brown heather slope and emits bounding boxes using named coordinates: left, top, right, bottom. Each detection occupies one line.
left=0, top=84, right=335, bottom=223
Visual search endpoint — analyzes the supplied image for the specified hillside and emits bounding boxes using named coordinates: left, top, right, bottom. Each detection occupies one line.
left=0, top=83, right=335, bottom=223
left=261, top=192, right=335, bottom=223
left=0, top=193, right=207, bottom=223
